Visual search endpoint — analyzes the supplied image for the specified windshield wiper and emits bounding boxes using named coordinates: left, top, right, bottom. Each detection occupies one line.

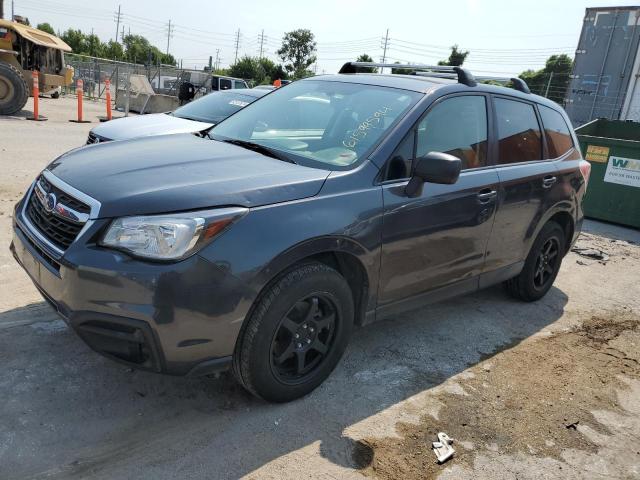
left=220, top=139, right=296, bottom=164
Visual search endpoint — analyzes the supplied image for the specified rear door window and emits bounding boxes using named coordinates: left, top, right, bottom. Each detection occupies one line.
left=234, top=80, right=247, bottom=89
left=539, top=105, right=574, bottom=158
left=416, top=95, right=489, bottom=170
left=219, top=78, right=232, bottom=90
left=494, top=98, right=542, bottom=164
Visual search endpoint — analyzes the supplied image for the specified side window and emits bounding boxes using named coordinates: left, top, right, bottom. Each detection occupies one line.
left=220, top=78, right=232, bottom=90
left=495, top=98, right=542, bottom=164
left=416, top=96, right=488, bottom=170
left=539, top=105, right=574, bottom=158
left=234, top=80, right=247, bottom=89
left=385, top=131, right=415, bottom=181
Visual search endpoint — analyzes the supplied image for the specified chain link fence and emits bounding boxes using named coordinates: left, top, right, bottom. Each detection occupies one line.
left=62, top=53, right=213, bottom=101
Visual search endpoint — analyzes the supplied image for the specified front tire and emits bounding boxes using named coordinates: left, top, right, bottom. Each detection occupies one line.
left=233, top=262, right=354, bottom=402
left=0, top=62, right=29, bottom=115
left=506, top=221, right=565, bottom=302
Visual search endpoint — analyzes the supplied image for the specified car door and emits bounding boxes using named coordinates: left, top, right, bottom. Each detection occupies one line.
left=377, top=94, right=500, bottom=313
left=481, top=95, right=563, bottom=282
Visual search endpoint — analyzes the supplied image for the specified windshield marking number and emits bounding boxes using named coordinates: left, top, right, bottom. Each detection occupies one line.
left=342, top=106, right=392, bottom=149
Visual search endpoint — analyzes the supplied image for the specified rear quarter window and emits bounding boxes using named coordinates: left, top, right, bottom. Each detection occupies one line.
left=539, top=105, right=574, bottom=158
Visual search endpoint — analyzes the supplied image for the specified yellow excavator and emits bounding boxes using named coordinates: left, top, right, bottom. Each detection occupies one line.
left=0, top=19, right=74, bottom=115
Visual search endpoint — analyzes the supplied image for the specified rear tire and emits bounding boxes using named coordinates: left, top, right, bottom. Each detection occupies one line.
left=233, top=262, right=354, bottom=402
left=506, top=221, right=565, bottom=302
left=0, top=62, right=29, bottom=115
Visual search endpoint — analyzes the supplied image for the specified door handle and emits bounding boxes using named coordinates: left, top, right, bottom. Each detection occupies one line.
left=477, top=189, right=497, bottom=203
left=542, top=176, right=557, bottom=188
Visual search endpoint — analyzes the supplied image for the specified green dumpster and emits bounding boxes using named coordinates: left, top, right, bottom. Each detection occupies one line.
left=575, top=119, right=640, bottom=229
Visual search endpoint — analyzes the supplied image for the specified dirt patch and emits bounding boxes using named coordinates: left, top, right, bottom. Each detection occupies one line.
left=572, top=233, right=640, bottom=263
left=353, top=311, right=640, bottom=480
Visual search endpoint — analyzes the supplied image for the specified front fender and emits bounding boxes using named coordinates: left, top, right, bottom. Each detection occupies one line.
left=197, top=179, right=383, bottom=353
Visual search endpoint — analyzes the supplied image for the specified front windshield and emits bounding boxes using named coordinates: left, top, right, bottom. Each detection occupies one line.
left=173, top=91, right=258, bottom=124
left=210, top=80, right=422, bottom=168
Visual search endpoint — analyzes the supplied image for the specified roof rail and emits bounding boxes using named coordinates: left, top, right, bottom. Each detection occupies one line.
left=510, top=77, right=531, bottom=94
left=338, top=62, right=477, bottom=87
left=473, top=75, right=531, bottom=94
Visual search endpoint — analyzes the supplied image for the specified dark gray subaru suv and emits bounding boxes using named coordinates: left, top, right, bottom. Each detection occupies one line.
left=11, top=62, right=591, bottom=402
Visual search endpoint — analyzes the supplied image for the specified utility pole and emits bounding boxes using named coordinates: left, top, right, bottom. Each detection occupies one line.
left=12, top=0, right=15, bottom=21
left=166, top=19, right=173, bottom=57
left=114, top=4, right=121, bottom=43
left=544, top=71, right=554, bottom=98
left=259, top=29, right=265, bottom=59
left=121, top=25, right=125, bottom=44
left=381, top=28, right=389, bottom=73
left=234, top=29, right=240, bottom=64
left=215, top=49, right=220, bottom=70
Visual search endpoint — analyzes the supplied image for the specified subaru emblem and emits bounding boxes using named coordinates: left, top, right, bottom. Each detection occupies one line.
left=45, top=192, right=57, bottom=213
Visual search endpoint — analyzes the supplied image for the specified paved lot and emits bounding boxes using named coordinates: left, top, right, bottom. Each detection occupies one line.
left=1, top=98, right=639, bottom=480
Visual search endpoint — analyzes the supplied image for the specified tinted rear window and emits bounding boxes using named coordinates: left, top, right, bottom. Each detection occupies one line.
left=495, top=98, right=542, bottom=164
left=539, top=105, right=574, bottom=158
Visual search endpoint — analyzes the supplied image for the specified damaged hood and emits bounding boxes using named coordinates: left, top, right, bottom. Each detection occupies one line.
left=47, top=134, right=330, bottom=218
left=90, top=113, right=213, bottom=141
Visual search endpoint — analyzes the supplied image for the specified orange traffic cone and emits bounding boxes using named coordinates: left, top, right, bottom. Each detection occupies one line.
left=69, top=79, right=91, bottom=123
left=27, top=70, right=47, bottom=121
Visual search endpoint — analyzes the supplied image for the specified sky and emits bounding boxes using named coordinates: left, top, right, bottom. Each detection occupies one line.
left=5, top=0, right=640, bottom=75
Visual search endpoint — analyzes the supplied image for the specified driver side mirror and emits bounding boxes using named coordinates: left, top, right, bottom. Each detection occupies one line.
left=405, top=152, right=461, bottom=198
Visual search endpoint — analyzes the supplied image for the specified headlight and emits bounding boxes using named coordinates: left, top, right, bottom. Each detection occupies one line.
left=100, top=207, right=247, bottom=260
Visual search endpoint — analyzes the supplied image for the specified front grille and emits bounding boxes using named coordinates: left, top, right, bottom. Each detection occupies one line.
left=39, top=175, right=90, bottom=214
left=25, top=176, right=90, bottom=250
left=86, top=132, right=110, bottom=145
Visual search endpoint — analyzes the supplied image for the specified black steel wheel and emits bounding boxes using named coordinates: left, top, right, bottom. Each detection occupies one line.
left=506, top=221, right=566, bottom=302
left=233, top=262, right=354, bottom=402
left=270, top=294, right=338, bottom=384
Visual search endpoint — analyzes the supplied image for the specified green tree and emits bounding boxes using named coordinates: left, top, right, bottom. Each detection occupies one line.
left=61, top=29, right=87, bottom=54
left=258, top=57, right=288, bottom=83
left=102, top=40, right=124, bottom=60
left=277, top=29, right=316, bottom=79
left=228, top=56, right=289, bottom=84
left=438, top=45, right=469, bottom=66
left=36, top=22, right=55, bottom=35
left=355, top=54, right=376, bottom=73
left=228, top=55, right=260, bottom=80
left=520, top=54, right=573, bottom=103
left=85, top=33, right=103, bottom=57
left=122, top=34, right=175, bottom=65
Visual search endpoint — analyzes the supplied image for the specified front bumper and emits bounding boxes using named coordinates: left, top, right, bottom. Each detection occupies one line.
left=11, top=199, right=253, bottom=376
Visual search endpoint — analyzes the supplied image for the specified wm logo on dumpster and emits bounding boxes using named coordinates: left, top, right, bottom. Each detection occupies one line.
left=604, top=156, right=640, bottom=187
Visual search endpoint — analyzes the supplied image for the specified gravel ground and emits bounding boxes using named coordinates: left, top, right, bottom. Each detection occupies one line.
left=1, top=98, right=639, bottom=480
